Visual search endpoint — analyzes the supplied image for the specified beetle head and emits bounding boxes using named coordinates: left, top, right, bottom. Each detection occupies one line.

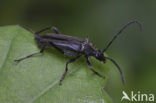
left=95, top=50, right=106, bottom=63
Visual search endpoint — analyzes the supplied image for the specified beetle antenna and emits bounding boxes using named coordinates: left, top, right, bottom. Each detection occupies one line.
left=105, top=57, right=126, bottom=84
left=102, top=20, right=142, bottom=53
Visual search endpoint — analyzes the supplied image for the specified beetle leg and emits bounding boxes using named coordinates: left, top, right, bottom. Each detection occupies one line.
left=14, top=48, right=45, bottom=62
left=20, top=25, right=60, bottom=34
left=51, top=26, right=61, bottom=34
left=85, top=56, right=105, bottom=78
left=35, top=26, right=61, bottom=34
left=19, top=24, right=36, bottom=34
left=59, top=55, right=81, bottom=85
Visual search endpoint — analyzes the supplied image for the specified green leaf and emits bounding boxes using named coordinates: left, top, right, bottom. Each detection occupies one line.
left=0, top=25, right=112, bottom=103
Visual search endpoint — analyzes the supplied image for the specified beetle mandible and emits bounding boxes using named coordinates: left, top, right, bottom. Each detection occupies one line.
left=15, top=20, right=142, bottom=85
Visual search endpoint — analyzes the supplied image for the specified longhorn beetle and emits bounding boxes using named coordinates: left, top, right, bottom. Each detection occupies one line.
left=15, top=20, right=142, bottom=85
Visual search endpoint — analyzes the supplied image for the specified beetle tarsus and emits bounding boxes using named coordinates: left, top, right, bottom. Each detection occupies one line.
left=59, top=67, right=68, bottom=85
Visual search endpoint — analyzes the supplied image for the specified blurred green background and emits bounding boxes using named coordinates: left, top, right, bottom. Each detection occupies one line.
left=0, top=0, right=155, bottom=102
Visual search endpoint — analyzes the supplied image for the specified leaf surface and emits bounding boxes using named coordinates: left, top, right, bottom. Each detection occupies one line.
left=0, top=25, right=112, bottom=103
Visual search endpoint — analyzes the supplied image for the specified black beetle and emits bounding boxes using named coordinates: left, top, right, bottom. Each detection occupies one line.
left=15, top=20, right=142, bottom=85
